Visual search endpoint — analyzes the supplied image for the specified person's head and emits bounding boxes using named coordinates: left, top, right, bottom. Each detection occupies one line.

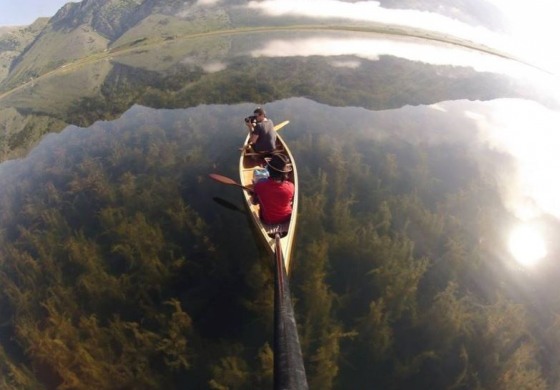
left=253, top=107, right=266, bottom=123
left=266, top=154, right=292, bottom=181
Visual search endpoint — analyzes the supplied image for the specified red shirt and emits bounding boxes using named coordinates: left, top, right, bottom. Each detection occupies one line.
left=253, top=179, right=295, bottom=224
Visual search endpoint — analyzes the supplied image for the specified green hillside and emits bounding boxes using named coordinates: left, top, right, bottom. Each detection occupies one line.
left=0, top=19, right=49, bottom=83
left=0, top=1, right=233, bottom=93
left=3, top=27, right=109, bottom=91
left=110, top=10, right=230, bottom=49
left=0, top=0, right=519, bottom=95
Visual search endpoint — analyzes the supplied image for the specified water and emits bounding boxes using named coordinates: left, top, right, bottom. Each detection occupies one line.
left=0, top=28, right=559, bottom=389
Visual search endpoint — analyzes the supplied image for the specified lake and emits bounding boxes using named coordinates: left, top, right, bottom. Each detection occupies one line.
left=0, top=26, right=559, bottom=389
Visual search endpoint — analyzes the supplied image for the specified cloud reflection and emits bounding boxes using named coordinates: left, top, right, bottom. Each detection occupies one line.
left=201, top=61, right=227, bottom=73
left=330, top=59, right=362, bottom=69
left=486, top=0, right=560, bottom=75
left=181, top=56, right=227, bottom=73
left=247, top=0, right=512, bottom=57
left=357, top=97, right=560, bottom=230
left=249, top=35, right=539, bottom=78
left=246, top=0, right=560, bottom=93
left=470, top=99, right=560, bottom=221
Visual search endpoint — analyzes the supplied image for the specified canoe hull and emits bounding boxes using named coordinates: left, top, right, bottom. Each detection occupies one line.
left=239, top=133, right=298, bottom=274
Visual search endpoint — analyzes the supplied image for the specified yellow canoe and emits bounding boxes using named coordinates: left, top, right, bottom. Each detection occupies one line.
left=239, top=132, right=299, bottom=274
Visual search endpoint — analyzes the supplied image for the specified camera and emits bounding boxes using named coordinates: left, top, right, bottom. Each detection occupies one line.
left=244, top=115, right=257, bottom=124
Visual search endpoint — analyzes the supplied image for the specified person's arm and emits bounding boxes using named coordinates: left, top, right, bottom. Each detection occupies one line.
left=251, top=184, right=259, bottom=204
left=247, top=123, right=261, bottom=147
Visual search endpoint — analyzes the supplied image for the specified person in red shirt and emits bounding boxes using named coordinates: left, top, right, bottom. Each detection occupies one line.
left=252, top=154, right=294, bottom=224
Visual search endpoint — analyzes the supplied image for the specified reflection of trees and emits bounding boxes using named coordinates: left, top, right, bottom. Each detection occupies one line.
left=0, top=115, right=261, bottom=388
left=285, top=131, right=554, bottom=389
left=6, top=49, right=553, bottom=164
left=0, top=106, right=559, bottom=389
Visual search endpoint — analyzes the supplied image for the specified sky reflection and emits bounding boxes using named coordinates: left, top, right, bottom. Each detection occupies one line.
left=247, top=0, right=560, bottom=76
left=283, top=96, right=559, bottom=241
left=472, top=99, right=560, bottom=222
left=249, top=35, right=546, bottom=81
left=443, top=98, right=559, bottom=267
left=508, top=223, right=547, bottom=267
left=247, top=1, right=510, bottom=57
left=293, top=95, right=558, bottom=267
left=486, top=0, right=560, bottom=74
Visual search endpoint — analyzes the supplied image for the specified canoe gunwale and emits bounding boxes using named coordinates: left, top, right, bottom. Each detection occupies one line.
left=239, top=133, right=298, bottom=274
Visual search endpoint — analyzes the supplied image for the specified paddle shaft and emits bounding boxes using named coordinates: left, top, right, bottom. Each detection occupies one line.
left=247, top=120, right=289, bottom=134
left=274, top=120, right=290, bottom=131
left=208, top=173, right=253, bottom=192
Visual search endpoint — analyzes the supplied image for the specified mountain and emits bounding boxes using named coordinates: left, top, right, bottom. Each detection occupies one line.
left=0, top=19, right=49, bottom=83
left=0, top=0, right=509, bottom=93
left=0, top=0, right=232, bottom=91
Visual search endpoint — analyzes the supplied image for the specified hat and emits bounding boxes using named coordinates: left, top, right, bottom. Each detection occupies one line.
left=266, top=154, right=292, bottom=173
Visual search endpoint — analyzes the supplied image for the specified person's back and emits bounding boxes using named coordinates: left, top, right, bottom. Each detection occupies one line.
left=252, top=154, right=294, bottom=224
left=253, top=119, right=276, bottom=152
left=245, top=107, right=277, bottom=153
left=254, top=179, right=294, bottom=224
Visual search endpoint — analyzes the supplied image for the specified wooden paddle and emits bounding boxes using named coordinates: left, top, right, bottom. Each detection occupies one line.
left=246, top=120, right=289, bottom=133
left=274, top=120, right=290, bottom=131
left=209, top=173, right=253, bottom=192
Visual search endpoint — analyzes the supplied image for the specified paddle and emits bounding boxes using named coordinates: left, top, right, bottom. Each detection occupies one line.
left=274, top=120, right=290, bottom=131
left=208, top=173, right=253, bottom=192
left=246, top=120, right=289, bottom=133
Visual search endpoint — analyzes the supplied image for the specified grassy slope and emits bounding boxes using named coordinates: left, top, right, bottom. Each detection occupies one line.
left=0, top=19, right=49, bottom=83
left=0, top=107, right=67, bottom=160
left=112, top=33, right=232, bottom=73
left=1, top=5, right=231, bottom=93
left=3, top=59, right=113, bottom=116
left=111, top=9, right=231, bottom=49
left=0, top=27, right=21, bottom=35
left=3, top=26, right=109, bottom=91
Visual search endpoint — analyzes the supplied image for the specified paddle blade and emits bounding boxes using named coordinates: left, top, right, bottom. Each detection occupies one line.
left=274, top=120, right=290, bottom=131
left=209, top=173, right=253, bottom=192
left=208, top=173, right=239, bottom=186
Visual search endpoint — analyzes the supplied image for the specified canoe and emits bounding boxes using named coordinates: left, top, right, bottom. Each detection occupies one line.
left=239, top=132, right=299, bottom=274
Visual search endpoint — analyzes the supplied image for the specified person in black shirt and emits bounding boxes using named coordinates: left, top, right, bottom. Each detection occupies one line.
left=245, top=107, right=277, bottom=153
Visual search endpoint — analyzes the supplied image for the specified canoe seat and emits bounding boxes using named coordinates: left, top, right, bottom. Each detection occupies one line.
left=245, top=149, right=286, bottom=157
left=264, top=221, right=290, bottom=238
